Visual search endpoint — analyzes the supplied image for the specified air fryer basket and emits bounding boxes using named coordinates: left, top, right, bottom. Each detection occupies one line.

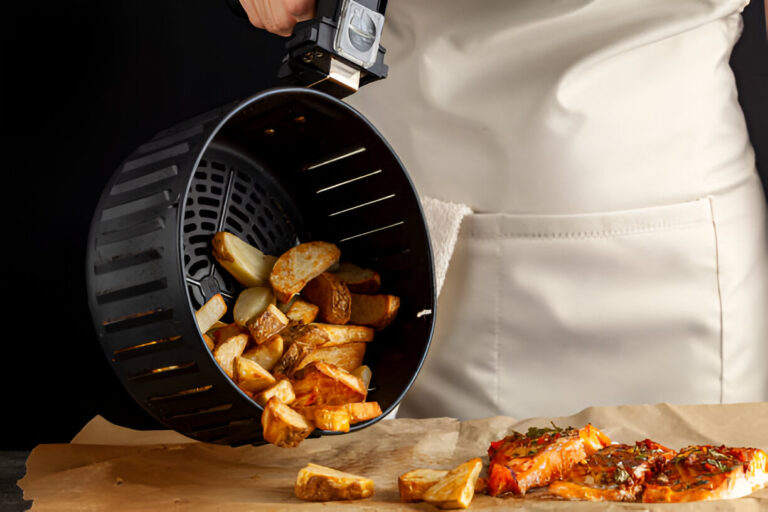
left=86, top=88, right=435, bottom=446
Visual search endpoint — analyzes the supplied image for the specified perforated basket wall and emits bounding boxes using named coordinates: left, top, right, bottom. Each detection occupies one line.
left=86, top=88, right=435, bottom=446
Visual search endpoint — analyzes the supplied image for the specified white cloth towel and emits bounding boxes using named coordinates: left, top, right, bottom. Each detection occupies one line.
left=420, top=196, right=472, bottom=297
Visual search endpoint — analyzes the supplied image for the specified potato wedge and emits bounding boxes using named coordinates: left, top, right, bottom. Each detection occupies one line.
left=211, top=231, right=277, bottom=287
left=423, top=458, right=483, bottom=509
left=399, top=469, right=450, bottom=502
left=346, top=401, right=382, bottom=423
left=203, top=334, right=214, bottom=351
left=247, top=303, right=289, bottom=344
left=242, top=334, right=283, bottom=371
left=209, top=322, right=243, bottom=344
left=254, top=379, right=295, bottom=407
left=350, top=293, right=400, bottom=330
left=285, top=298, right=320, bottom=324
left=298, top=402, right=381, bottom=427
left=234, top=356, right=276, bottom=394
left=272, top=340, right=315, bottom=379
left=332, top=262, right=381, bottom=294
left=213, top=333, right=248, bottom=378
left=195, top=293, right=227, bottom=334
left=270, top=241, right=341, bottom=303
left=351, top=365, right=372, bottom=390
left=296, top=342, right=366, bottom=372
left=291, top=361, right=367, bottom=406
left=312, top=406, right=351, bottom=432
left=295, top=463, right=374, bottom=501
left=312, top=323, right=374, bottom=346
left=233, top=286, right=275, bottom=328
left=261, top=397, right=314, bottom=448
left=302, top=272, right=352, bottom=324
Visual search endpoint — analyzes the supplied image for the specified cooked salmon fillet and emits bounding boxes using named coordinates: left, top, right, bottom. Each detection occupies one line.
left=487, top=424, right=611, bottom=496
left=642, top=445, right=768, bottom=502
left=549, top=439, right=675, bottom=501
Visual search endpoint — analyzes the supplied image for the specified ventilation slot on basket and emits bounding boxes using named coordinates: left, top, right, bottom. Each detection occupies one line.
left=127, top=361, right=198, bottom=382
left=97, top=218, right=166, bottom=247
left=121, top=142, right=189, bottom=173
left=103, top=308, right=173, bottom=334
left=111, top=165, right=179, bottom=195
left=93, top=249, right=162, bottom=275
left=338, top=221, right=405, bottom=243
left=316, top=169, right=381, bottom=194
left=304, top=147, right=366, bottom=171
left=328, top=194, right=395, bottom=217
left=161, top=403, right=233, bottom=422
left=148, top=385, right=214, bottom=402
left=111, top=335, right=181, bottom=362
left=96, top=278, right=168, bottom=305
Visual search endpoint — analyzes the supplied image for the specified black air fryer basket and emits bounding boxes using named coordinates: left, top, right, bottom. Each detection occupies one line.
left=85, top=46, right=436, bottom=444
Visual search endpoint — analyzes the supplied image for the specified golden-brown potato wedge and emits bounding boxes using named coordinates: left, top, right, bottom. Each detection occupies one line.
left=242, top=334, right=283, bottom=372
left=211, top=231, right=277, bottom=287
left=295, top=463, right=374, bottom=501
left=312, top=323, right=374, bottom=346
left=351, top=365, right=372, bottom=390
left=195, top=293, right=227, bottom=334
left=298, top=402, right=381, bottom=427
left=312, top=406, right=351, bottom=432
left=254, top=379, right=295, bottom=407
left=399, top=469, right=450, bottom=502
left=302, top=272, right=352, bottom=324
left=247, top=303, right=289, bottom=344
left=270, top=241, right=341, bottom=303
left=209, top=322, right=243, bottom=344
left=212, top=333, right=248, bottom=378
left=296, top=342, right=366, bottom=372
left=233, top=286, right=275, bottom=328
left=350, top=293, right=400, bottom=330
left=346, top=401, right=382, bottom=423
left=291, top=361, right=367, bottom=406
left=261, top=397, right=315, bottom=448
left=332, top=262, right=381, bottom=294
left=272, top=340, right=315, bottom=379
left=203, top=334, right=215, bottom=351
left=234, top=356, right=276, bottom=394
left=423, top=458, right=483, bottom=509
left=285, top=298, right=320, bottom=324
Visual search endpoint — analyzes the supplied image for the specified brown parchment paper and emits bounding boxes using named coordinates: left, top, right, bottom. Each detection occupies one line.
left=19, top=402, right=768, bottom=511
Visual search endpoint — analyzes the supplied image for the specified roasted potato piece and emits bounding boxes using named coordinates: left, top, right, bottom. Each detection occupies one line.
left=202, top=334, right=214, bottom=351
left=247, top=303, right=289, bottom=344
left=213, top=333, right=249, bottom=378
left=209, top=322, right=243, bottom=344
left=254, top=379, right=295, bottom=407
left=350, top=293, right=400, bottom=330
left=234, top=356, right=276, bottom=394
left=270, top=241, right=341, bottom=303
left=295, top=463, right=374, bottom=501
left=351, top=365, right=372, bottom=390
left=242, top=334, right=283, bottom=371
left=284, top=298, right=320, bottom=324
left=399, top=469, right=450, bottom=502
left=312, top=406, right=351, bottom=432
left=291, top=361, right=367, bottom=406
left=299, top=402, right=381, bottom=427
left=211, top=231, right=277, bottom=287
left=312, top=323, right=374, bottom=346
left=272, top=340, right=315, bottom=379
left=302, top=272, right=352, bottom=324
left=233, top=286, right=275, bottom=328
left=332, top=262, right=381, bottom=294
left=261, top=397, right=315, bottom=448
left=423, top=458, right=483, bottom=509
left=296, top=342, right=366, bottom=372
left=346, top=401, right=382, bottom=423
left=195, top=293, right=227, bottom=334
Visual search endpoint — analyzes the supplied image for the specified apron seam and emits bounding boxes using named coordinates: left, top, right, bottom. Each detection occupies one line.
left=464, top=221, right=709, bottom=240
left=707, top=196, right=725, bottom=404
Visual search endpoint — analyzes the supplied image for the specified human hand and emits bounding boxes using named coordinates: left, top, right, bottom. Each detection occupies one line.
left=239, top=0, right=316, bottom=36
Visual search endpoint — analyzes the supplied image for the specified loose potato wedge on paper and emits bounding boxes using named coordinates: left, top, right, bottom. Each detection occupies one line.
left=270, top=241, right=341, bottom=303
left=291, top=361, right=367, bottom=406
left=284, top=298, right=319, bottom=325
left=351, top=365, right=372, bottom=390
left=423, top=458, right=483, bottom=509
left=242, top=334, right=283, bottom=371
left=233, top=286, right=275, bottom=328
left=312, top=323, right=374, bottom=346
left=195, top=293, right=227, bottom=334
left=261, top=397, right=315, bottom=448
left=302, top=272, right=352, bottom=324
left=399, top=469, right=450, bottom=502
left=234, top=356, right=276, bottom=394
left=295, top=463, right=374, bottom=501
left=212, top=231, right=277, bottom=287
left=332, top=262, right=381, bottom=294
left=350, top=293, right=400, bottom=330
left=254, top=379, right=295, bottom=407
left=247, top=304, right=289, bottom=344
left=213, top=333, right=249, bottom=378
left=296, top=342, right=366, bottom=372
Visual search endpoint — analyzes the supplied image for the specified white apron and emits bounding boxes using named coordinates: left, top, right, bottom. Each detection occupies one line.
left=347, top=0, right=768, bottom=420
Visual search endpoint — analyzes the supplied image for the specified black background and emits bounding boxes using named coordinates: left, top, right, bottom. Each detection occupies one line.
left=0, top=1, right=765, bottom=450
